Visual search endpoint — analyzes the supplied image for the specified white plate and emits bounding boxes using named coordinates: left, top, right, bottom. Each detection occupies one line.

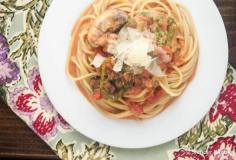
left=38, top=0, right=228, bottom=148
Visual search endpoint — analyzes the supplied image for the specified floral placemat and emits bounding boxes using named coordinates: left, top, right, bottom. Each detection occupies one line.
left=0, top=1, right=236, bottom=159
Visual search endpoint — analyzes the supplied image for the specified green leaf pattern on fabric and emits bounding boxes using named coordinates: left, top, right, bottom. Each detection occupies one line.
left=225, top=64, right=234, bottom=85
left=56, top=140, right=75, bottom=160
left=54, top=139, right=114, bottom=160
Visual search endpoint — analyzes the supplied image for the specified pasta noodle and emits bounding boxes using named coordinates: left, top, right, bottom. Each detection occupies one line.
left=66, top=0, right=198, bottom=119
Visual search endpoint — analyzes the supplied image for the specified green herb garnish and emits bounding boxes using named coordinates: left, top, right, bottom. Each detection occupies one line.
left=99, top=64, right=106, bottom=92
left=155, top=27, right=167, bottom=45
left=155, top=17, right=176, bottom=45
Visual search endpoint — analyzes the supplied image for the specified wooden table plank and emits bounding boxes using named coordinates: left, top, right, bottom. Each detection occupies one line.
left=0, top=0, right=235, bottom=159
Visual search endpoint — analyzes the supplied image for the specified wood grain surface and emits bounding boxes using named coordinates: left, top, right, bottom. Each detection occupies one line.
left=0, top=0, right=235, bottom=159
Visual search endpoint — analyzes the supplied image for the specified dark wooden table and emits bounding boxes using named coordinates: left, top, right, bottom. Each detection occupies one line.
left=0, top=0, right=235, bottom=159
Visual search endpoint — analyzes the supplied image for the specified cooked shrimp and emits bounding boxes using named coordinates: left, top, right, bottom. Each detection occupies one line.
left=87, top=9, right=128, bottom=47
left=153, top=46, right=172, bottom=64
left=96, top=33, right=118, bottom=47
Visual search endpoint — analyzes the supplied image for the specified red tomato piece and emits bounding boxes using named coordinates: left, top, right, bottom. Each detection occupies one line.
left=128, top=102, right=144, bottom=117
left=92, top=91, right=102, bottom=100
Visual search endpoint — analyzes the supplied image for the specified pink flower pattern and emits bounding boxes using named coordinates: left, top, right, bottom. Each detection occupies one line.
left=173, top=136, right=236, bottom=160
left=206, top=136, right=236, bottom=160
left=9, top=67, right=70, bottom=139
left=173, top=150, right=205, bottom=160
left=209, top=84, right=236, bottom=123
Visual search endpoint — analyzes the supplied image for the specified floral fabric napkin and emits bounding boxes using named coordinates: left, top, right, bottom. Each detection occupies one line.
left=0, top=1, right=236, bottom=159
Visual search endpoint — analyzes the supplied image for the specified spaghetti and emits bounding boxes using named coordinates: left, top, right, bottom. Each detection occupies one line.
left=66, top=0, right=198, bottom=119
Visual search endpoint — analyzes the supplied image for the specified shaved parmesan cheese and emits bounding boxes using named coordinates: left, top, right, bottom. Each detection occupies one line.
left=124, top=37, right=153, bottom=67
left=113, top=58, right=124, bottom=72
left=147, top=59, right=166, bottom=77
left=109, top=27, right=155, bottom=72
left=127, top=27, right=142, bottom=40
left=106, top=27, right=162, bottom=75
left=91, top=54, right=106, bottom=68
left=118, top=27, right=129, bottom=41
